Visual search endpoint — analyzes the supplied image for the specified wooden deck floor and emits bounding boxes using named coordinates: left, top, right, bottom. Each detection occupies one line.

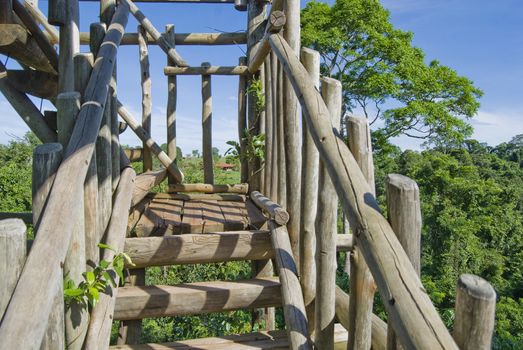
left=130, top=193, right=267, bottom=236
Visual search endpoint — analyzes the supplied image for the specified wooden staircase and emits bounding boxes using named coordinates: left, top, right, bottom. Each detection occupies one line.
left=106, top=190, right=333, bottom=349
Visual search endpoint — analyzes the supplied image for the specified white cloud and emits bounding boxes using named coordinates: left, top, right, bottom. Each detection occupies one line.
left=471, top=109, right=523, bottom=146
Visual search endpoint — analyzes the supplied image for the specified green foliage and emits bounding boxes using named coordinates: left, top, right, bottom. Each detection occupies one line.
left=373, top=140, right=523, bottom=347
left=301, top=0, right=482, bottom=145
left=246, top=77, right=265, bottom=115
left=226, top=129, right=265, bottom=166
left=64, top=243, right=135, bottom=309
left=0, top=132, right=39, bottom=212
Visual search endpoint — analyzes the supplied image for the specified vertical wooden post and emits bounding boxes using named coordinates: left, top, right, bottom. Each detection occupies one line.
left=0, top=219, right=26, bottom=319
left=0, top=0, right=13, bottom=23
left=347, top=115, right=376, bottom=350
left=32, top=143, right=65, bottom=350
left=91, top=22, right=113, bottom=239
left=165, top=24, right=177, bottom=184
left=269, top=52, right=278, bottom=202
left=138, top=24, right=152, bottom=172
left=263, top=56, right=273, bottom=197
left=48, top=0, right=65, bottom=25
left=56, top=92, right=81, bottom=149
left=238, top=56, right=248, bottom=183
left=117, top=270, right=145, bottom=345
left=247, top=0, right=266, bottom=192
left=258, top=65, right=266, bottom=193
left=315, top=77, right=342, bottom=349
left=276, top=62, right=286, bottom=207
left=234, top=0, right=247, bottom=11
left=101, top=0, right=120, bottom=192
left=74, top=53, right=100, bottom=270
left=453, top=274, right=496, bottom=350
left=299, top=47, right=320, bottom=331
left=201, top=62, right=214, bottom=184
left=386, top=173, right=422, bottom=350
left=57, top=0, right=79, bottom=93
left=282, top=0, right=302, bottom=263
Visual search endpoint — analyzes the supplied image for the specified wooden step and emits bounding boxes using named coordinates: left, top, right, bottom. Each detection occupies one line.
left=114, top=277, right=281, bottom=320
left=109, top=324, right=349, bottom=349
left=124, top=231, right=353, bottom=268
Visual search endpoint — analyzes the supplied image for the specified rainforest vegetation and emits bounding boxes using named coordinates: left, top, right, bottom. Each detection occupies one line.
left=0, top=0, right=521, bottom=348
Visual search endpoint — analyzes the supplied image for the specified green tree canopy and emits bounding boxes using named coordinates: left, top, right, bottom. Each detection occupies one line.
left=301, top=0, right=483, bottom=146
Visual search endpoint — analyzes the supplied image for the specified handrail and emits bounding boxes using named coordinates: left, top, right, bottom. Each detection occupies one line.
left=0, top=4, right=130, bottom=348
left=268, top=32, right=458, bottom=350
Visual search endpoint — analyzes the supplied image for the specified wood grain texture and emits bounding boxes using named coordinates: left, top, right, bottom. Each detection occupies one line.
left=201, top=62, right=214, bottom=184
left=125, top=230, right=271, bottom=267
left=0, top=5, right=130, bottom=348
left=269, top=222, right=312, bottom=349
left=385, top=174, right=422, bottom=350
left=138, top=24, right=153, bottom=172
left=114, top=278, right=282, bottom=320
left=299, top=47, right=320, bottom=330
left=250, top=191, right=288, bottom=225
left=453, top=274, right=496, bottom=350
left=131, top=169, right=167, bottom=207
left=6, top=70, right=58, bottom=99
left=169, top=183, right=249, bottom=194
left=165, top=65, right=248, bottom=75
left=238, top=56, right=248, bottom=183
left=269, top=33, right=457, bottom=350
left=165, top=24, right=177, bottom=184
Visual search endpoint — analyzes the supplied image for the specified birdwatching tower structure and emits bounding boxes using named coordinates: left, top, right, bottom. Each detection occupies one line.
left=0, top=0, right=496, bottom=349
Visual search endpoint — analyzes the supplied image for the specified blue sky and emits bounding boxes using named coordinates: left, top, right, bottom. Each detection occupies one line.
left=1, top=0, right=522, bottom=154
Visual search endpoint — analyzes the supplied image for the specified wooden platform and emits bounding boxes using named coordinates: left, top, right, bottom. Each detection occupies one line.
left=130, top=193, right=267, bottom=236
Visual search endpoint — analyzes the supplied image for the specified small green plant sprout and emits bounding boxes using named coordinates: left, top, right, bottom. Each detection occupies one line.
left=64, top=243, right=135, bottom=309
left=225, top=129, right=265, bottom=164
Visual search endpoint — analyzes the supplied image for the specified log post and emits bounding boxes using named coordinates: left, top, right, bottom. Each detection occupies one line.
left=234, top=0, right=247, bottom=11
left=57, top=0, right=80, bottom=93
left=299, top=47, right=320, bottom=332
left=269, top=221, right=312, bottom=350
left=48, top=0, right=65, bottom=25
left=315, top=76, right=342, bottom=349
left=32, top=144, right=66, bottom=350
left=138, top=24, right=153, bottom=172
left=0, top=0, right=13, bottom=23
left=56, top=92, right=81, bottom=148
left=347, top=115, right=376, bottom=350
left=258, top=66, right=266, bottom=193
left=201, top=62, right=214, bottom=184
left=282, top=0, right=301, bottom=264
left=385, top=174, right=422, bottom=350
left=165, top=24, right=177, bottom=184
left=263, top=56, right=273, bottom=197
left=0, top=219, right=26, bottom=319
left=453, top=274, right=496, bottom=350
left=269, top=52, right=278, bottom=202
left=74, top=53, right=99, bottom=270
left=269, top=33, right=458, bottom=349
left=91, top=22, right=113, bottom=240
left=238, top=56, right=248, bottom=183
left=0, top=4, right=130, bottom=347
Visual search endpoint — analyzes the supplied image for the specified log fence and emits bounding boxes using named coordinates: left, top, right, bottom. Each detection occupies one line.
left=0, top=1, right=498, bottom=349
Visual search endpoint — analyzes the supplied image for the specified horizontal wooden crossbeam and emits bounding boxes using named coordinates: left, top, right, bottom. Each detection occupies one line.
left=164, top=65, right=248, bottom=75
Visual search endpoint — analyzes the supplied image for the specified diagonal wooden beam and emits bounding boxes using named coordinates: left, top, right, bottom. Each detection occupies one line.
left=120, top=0, right=188, bottom=67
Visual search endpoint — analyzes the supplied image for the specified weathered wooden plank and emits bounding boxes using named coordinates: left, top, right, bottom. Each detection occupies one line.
left=269, top=33, right=458, bottom=350
left=181, top=200, right=204, bottom=233
left=245, top=199, right=268, bottom=230
left=453, top=274, right=496, bottom=350
left=201, top=200, right=226, bottom=232
left=114, top=278, right=282, bottom=320
left=155, top=193, right=246, bottom=202
left=83, top=168, right=136, bottom=350
left=134, top=197, right=184, bottom=237
left=0, top=5, right=130, bottom=348
left=238, top=56, right=248, bottom=183
left=269, top=222, right=312, bottom=349
left=219, top=200, right=248, bottom=231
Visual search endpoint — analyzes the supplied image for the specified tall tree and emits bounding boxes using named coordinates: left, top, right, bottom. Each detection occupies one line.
left=301, top=0, right=482, bottom=145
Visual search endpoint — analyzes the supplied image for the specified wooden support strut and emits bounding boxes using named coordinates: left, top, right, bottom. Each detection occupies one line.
left=248, top=11, right=285, bottom=73
left=250, top=191, right=289, bottom=226
left=165, top=24, right=177, bottom=184
left=138, top=24, right=153, bottom=172
left=117, top=101, right=184, bottom=183
left=268, top=33, right=458, bottom=350
left=0, top=4, right=130, bottom=348
left=201, top=62, right=214, bottom=184
left=120, top=0, right=188, bottom=67
left=165, top=65, right=248, bottom=75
